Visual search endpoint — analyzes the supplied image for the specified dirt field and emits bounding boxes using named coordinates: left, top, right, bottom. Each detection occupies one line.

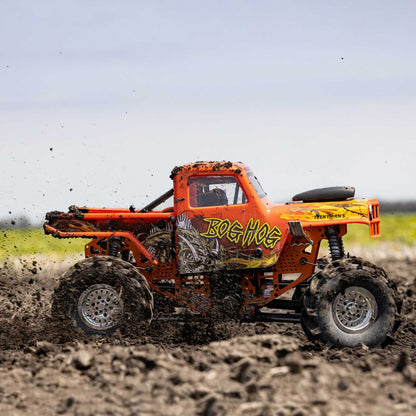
left=1, top=247, right=415, bottom=416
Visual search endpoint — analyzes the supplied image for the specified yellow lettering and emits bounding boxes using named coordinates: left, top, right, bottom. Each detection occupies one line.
left=254, top=222, right=270, bottom=246
left=263, top=226, right=282, bottom=249
left=242, top=218, right=260, bottom=247
left=217, top=219, right=231, bottom=238
left=200, top=218, right=222, bottom=238
left=201, top=217, right=281, bottom=250
left=228, top=220, right=244, bottom=244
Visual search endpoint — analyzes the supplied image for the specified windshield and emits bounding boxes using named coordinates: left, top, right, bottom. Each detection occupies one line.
left=247, top=172, right=266, bottom=199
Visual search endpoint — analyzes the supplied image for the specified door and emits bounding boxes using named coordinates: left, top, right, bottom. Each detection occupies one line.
left=176, top=175, right=282, bottom=274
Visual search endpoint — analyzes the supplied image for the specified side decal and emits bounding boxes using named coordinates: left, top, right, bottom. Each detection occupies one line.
left=201, top=217, right=281, bottom=249
left=280, top=201, right=369, bottom=222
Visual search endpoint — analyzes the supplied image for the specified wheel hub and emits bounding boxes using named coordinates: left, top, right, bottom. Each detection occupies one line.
left=78, top=284, right=123, bottom=331
left=332, top=286, right=377, bottom=333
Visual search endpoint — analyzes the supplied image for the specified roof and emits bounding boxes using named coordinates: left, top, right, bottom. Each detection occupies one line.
left=170, top=161, right=248, bottom=179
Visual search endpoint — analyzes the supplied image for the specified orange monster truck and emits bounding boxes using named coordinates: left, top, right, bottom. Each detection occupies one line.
left=44, top=161, right=401, bottom=347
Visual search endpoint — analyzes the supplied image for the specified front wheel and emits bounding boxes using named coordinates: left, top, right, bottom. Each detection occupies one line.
left=301, top=257, right=400, bottom=348
left=52, top=256, right=153, bottom=336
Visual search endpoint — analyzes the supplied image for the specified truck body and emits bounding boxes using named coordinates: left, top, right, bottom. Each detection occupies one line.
left=45, top=161, right=382, bottom=322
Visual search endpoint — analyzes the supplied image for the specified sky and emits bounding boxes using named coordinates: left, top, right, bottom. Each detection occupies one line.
left=1, top=0, right=415, bottom=224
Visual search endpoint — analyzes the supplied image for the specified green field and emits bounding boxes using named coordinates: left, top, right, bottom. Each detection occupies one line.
left=343, top=213, right=416, bottom=246
left=0, top=214, right=415, bottom=259
left=0, top=227, right=85, bottom=259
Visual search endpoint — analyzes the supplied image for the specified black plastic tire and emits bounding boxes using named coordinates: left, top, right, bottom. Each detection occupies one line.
left=52, top=256, right=153, bottom=336
left=301, top=256, right=400, bottom=348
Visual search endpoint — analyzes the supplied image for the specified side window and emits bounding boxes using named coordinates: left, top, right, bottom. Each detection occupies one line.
left=188, top=176, right=247, bottom=207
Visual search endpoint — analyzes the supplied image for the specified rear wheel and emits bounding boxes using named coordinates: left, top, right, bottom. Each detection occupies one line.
left=52, top=256, right=153, bottom=336
left=301, top=257, right=400, bottom=348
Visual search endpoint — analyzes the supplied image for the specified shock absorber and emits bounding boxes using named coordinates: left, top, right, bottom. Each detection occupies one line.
left=325, top=226, right=345, bottom=260
left=108, top=237, right=122, bottom=257
left=337, top=235, right=345, bottom=258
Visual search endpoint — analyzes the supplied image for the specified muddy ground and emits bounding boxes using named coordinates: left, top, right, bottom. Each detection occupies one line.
left=1, top=247, right=415, bottom=416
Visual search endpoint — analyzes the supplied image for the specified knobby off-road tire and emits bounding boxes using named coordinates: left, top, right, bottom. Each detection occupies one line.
left=52, top=256, right=153, bottom=336
left=301, top=256, right=401, bottom=348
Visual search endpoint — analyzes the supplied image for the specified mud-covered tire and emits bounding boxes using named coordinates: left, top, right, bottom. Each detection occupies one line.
left=52, top=256, right=153, bottom=336
left=301, top=256, right=400, bottom=348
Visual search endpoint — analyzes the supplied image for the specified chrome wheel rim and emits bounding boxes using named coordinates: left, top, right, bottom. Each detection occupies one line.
left=78, top=284, right=123, bottom=331
left=332, top=286, right=377, bottom=333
